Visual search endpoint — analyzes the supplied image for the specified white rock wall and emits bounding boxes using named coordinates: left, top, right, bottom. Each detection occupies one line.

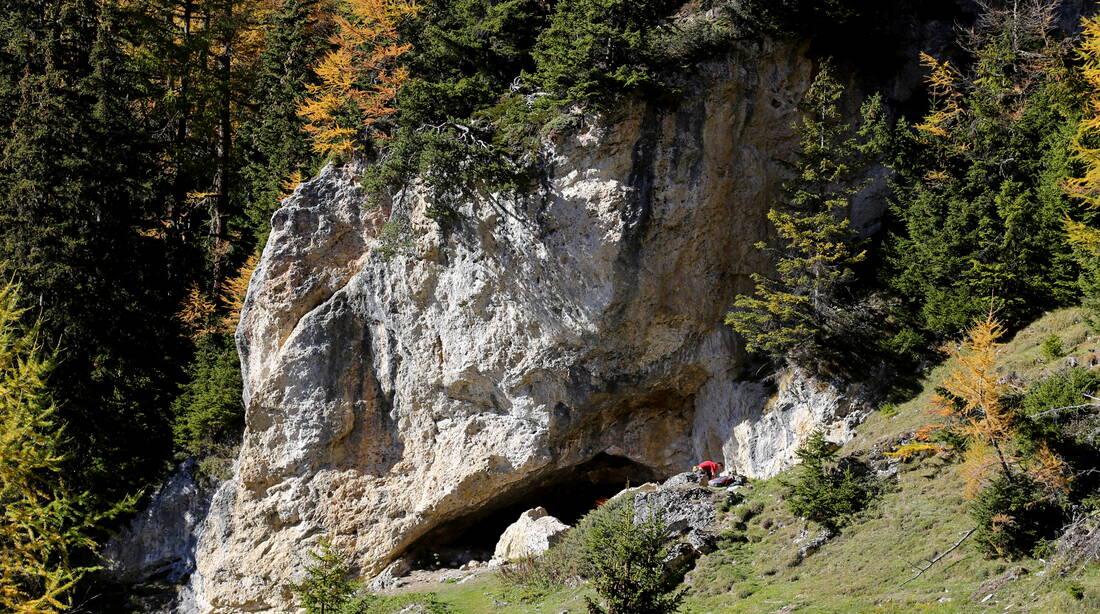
left=178, top=43, right=873, bottom=613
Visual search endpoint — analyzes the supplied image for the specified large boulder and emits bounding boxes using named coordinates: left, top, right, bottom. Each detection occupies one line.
left=634, top=486, right=718, bottom=555
left=493, top=507, right=570, bottom=560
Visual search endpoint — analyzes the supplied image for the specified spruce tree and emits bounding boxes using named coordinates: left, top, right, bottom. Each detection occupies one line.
left=726, top=62, right=881, bottom=367
left=290, top=539, right=360, bottom=614
left=529, top=0, right=681, bottom=104
left=884, top=3, right=1080, bottom=342
left=0, top=0, right=180, bottom=506
left=237, top=0, right=328, bottom=243
left=582, top=502, right=685, bottom=614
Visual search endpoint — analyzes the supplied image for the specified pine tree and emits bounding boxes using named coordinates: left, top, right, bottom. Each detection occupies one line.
left=726, top=62, right=880, bottom=367
left=528, top=0, right=681, bottom=104
left=582, top=501, right=684, bottom=614
left=289, top=539, right=360, bottom=614
left=0, top=0, right=181, bottom=506
left=786, top=429, right=873, bottom=531
left=884, top=2, right=1080, bottom=340
left=238, top=0, right=329, bottom=243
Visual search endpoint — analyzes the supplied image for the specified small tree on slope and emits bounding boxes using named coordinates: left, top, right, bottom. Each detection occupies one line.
left=583, top=501, right=685, bottom=614
left=290, top=538, right=360, bottom=614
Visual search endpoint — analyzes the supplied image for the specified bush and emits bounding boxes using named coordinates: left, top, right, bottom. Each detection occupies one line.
left=583, top=501, right=686, bottom=614
left=785, top=430, right=877, bottom=531
left=508, top=495, right=634, bottom=588
left=1020, top=367, right=1100, bottom=418
left=1041, top=334, right=1067, bottom=361
left=498, top=556, right=562, bottom=598
left=971, top=475, right=1064, bottom=559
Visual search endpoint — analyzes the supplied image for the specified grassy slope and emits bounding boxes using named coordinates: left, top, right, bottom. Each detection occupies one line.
left=372, top=308, right=1100, bottom=613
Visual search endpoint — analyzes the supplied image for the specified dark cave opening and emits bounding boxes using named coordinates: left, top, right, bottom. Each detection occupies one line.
left=406, top=453, right=661, bottom=567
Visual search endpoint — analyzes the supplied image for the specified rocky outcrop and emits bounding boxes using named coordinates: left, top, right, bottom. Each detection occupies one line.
left=179, top=40, right=877, bottom=613
left=492, top=507, right=570, bottom=560
left=635, top=485, right=718, bottom=555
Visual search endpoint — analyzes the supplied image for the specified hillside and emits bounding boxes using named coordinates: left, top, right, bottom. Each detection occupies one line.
left=326, top=307, right=1100, bottom=613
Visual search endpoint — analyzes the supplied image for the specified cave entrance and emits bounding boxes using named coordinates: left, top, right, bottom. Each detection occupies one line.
left=407, top=453, right=660, bottom=567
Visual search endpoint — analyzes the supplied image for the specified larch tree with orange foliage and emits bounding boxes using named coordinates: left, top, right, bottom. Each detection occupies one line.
left=899, top=312, right=1073, bottom=557
left=1064, top=12, right=1100, bottom=323
left=915, top=313, right=1071, bottom=497
left=298, top=0, right=419, bottom=157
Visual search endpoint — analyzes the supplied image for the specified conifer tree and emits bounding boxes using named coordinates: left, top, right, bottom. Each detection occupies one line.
left=582, top=502, right=684, bottom=614
left=920, top=312, right=1071, bottom=499
left=885, top=2, right=1080, bottom=341
left=786, top=429, right=873, bottom=531
left=726, top=62, right=880, bottom=367
left=298, top=0, right=419, bottom=157
left=0, top=0, right=181, bottom=506
left=0, top=280, right=115, bottom=613
left=1064, top=12, right=1100, bottom=324
left=238, top=0, right=329, bottom=243
left=290, top=539, right=360, bottom=614
left=529, top=0, right=680, bottom=104
left=911, top=312, right=1072, bottom=557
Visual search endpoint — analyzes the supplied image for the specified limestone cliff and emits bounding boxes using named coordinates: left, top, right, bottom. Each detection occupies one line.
left=177, top=41, right=875, bottom=613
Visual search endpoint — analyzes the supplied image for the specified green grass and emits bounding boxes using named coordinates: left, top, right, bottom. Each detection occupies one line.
left=380, top=575, right=592, bottom=613
left=371, top=307, right=1100, bottom=613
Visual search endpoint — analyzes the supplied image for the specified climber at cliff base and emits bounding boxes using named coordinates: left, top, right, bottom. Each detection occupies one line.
left=694, top=460, right=722, bottom=479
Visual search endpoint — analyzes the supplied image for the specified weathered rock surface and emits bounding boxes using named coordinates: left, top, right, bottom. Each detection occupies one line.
left=493, top=507, right=570, bottom=560
left=180, top=41, right=875, bottom=613
left=103, top=460, right=211, bottom=585
left=663, top=471, right=705, bottom=488
left=635, top=485, right=718, bottom=555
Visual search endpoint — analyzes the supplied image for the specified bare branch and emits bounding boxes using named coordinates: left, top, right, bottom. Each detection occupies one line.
left=900, top=529, right=977, bottom=586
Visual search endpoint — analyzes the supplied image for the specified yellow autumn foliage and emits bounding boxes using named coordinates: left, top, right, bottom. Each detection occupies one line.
left=299, top=0, right=419, bottom=156
left=1064, top=14, right=1100, bottom=262
left=220, top=252, right=259, bottom=333
left=903, top=312, right=1072, bottom=501
left=0, top=280, right=103, bottom=613
left=914, top=52, right=963, bottom=142
left=177, top=283, right=218, bottom=339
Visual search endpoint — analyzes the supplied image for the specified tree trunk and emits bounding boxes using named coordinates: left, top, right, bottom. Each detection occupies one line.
left=211, top=0, right=232, bottom=292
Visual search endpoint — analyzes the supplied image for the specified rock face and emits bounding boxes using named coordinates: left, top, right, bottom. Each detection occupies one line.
left=492, top=507, right=569, bottom=560
left=103, top=460, right=211, bottom=585
left=182, top=41, right=875, bottom=613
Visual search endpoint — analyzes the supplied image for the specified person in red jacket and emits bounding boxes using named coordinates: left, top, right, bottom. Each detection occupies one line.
left=694, top=460, right=723, bottom=479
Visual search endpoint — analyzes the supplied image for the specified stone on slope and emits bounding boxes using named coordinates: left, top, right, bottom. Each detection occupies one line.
left=493, top=507, right=570, bottom=560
